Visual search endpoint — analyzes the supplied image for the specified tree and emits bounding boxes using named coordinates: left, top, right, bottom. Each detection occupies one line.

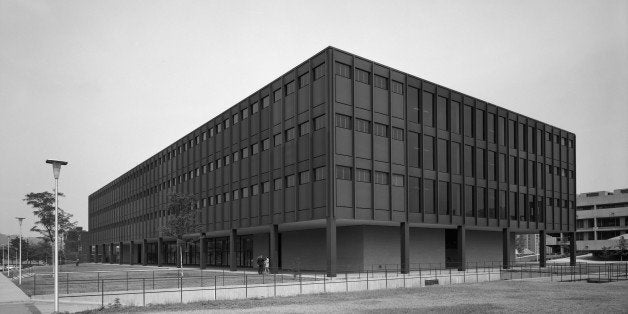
left=9, top=237, right=29, bottom=262
left=23, top=191, right=77, bottom=262
left=160, top=193, right=200, bottom=271
left=515, top=235, right=527, bottom=255
left=616, top=235, right=627, bottom=261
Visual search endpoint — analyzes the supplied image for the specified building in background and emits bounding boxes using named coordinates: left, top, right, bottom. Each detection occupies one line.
left=87, top=47, right=577, bottom=274
left=576, top=189, right=628, bottom=253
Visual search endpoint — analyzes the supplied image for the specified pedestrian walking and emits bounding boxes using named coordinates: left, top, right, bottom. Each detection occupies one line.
left=264, top=256, right=270, bottom=274
left=256, top=255, right=264, bottom=274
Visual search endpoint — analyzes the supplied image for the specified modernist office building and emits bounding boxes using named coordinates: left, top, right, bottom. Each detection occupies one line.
left=88, top=47, right=577, bottom=274
left=576, top=189, right=628, bottom=252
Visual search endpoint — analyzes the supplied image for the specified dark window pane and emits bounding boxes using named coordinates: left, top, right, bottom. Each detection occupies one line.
left=488, top=189, right=497, bottom=219
left=451, top=142, right=461, bottom=175
left=509, top=192, right=517, bottom=220
left=423, top=136, right=435, bottom=170
left=437, top=96, right=447, bottom=130
left=424, top=179, right=435, bottom=213
left=408, top=132, right=420, bottom=168
left=487, top=151, right=496, bottom=181
left=422, top=92, right=434, bottom=127
left=509, top=120, right=516, bottom=149
left=407, top=87, right=419, bottom=124
left=464, top=105, right=473, bottom=137
left=452, top=183, right=461, bottom=216
left=487, top=113, right=495, bottom=143
left=464, top=145, right=474, bottom=177
left=409, top=176, right=421, bottom=213
left=451, top=100, right=460, bottom=134
left=499, top=153, right=506, bottom=183
left=475, top=109, right=485, bottom=140
left=498, top=116, right=506, bottom=146
left=476, top=148, right=485, bottom=179
left=437, top=139, right=448, bottom=172
left=477, top=187, right=486, bottom=218
left=438, top=181, right=449, bottom=214
left=465, top=185, right=474, bottom=217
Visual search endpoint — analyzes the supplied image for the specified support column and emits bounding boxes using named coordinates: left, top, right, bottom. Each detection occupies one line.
left=109, top=243, right=114, bottom=264
left=326, top=218, right=337, bottom=277
left=129, top=241, right=135, bottom=265
left=502, top=228, right=511, bottom=269
left=400, top=222, right=410, bottom=274
left=101, top=244, right=106, bottom=263
left=141, top=239, right=147, bottom=266
left=569, top=231, right=576, bottom=266
left=119, top=242, right=124, bottom=265
left=229, top=229, right=237, bottom=271
left=539, top=230, right=546, bottom=267
left=270, top=224, right=279, bottom=273
left=457, top=226, right=466, bottom=271
left=199, top=234, right=207, bottom=269
left=157, top=238, right=163, bottom=267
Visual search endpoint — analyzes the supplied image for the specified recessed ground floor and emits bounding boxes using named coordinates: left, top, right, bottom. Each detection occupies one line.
left=90, top=220, right=576, bottom=275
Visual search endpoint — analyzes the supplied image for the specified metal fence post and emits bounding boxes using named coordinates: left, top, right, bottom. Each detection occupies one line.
left=245, top=274, right=247, bottom=298
left=97, top=272, right=100, bottom=292
left=126, top=272, right=129, bottom=291
left=345, top=273, right=348, bottom=292
left=385, top=269, right=388, bottom=288
left=299, top=273, right=302, bottom=294
left=323, top=273, right=326, bottom=293
left=366, top=271, right=369, bottom=290
left=214, top=275, right=217, bottom=300
left=142, top=278, right=145, bottom=306
left=152, top=271, right=155, bottom=290
left=101, top=280, right=104, bottom=309
left=273, top=273, right=276, bottom=297
left=180, top=276, right=183, bottom=303
left=66, top=273, right=69, bottom=294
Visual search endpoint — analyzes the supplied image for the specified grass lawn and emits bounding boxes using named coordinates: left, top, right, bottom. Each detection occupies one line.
left=15, top=263, right=300, bottom=296
left=77, top=279, right=628, bottom=313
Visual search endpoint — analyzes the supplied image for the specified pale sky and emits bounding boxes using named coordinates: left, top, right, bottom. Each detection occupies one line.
left=1, top=0, right=626, bottom=236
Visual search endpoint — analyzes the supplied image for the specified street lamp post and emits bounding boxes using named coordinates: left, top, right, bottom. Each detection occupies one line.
left=6, top=236, right=10, bottom=276
left=16, top=217, right=25, bottom=285
left=46, top=159, right=68, bottom=313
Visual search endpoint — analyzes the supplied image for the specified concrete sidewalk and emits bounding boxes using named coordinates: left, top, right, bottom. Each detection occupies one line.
left=0, top=274, right=40, bottom=314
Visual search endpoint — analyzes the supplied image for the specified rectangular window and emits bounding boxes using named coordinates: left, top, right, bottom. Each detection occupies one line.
left=499, top=154, right=506, bottom=182
left=519, top=158, right=526, bottom=186
left=314, top=64, right=325, bottom=79
left=252, top=184, right=259, bottom=196
left=465, top=185, right=474, bottom=217
left=408, top=131, right=420, bottom=168
left=285, top=127, right=296, bottom=141
left=224, top=155, right=231, bottom=165
left=373, top=123, right=388, bottom=137
left=251, top=143, right=259, bottom=155
left=315, top=166, right=326, bottom=181
left=224, top=118, right=230, bottom=129
left=528, top=126, right=535, bottom=154
left=477, top=187, right=486, bottom=218
left=209, top=161, right=215, bottom=171
left=391, top=81, right=403, bottom=94
left=374, top=75, right=388, bottom=89
left=299, top=121, right=310, bottom=136
left=475, top=109, right=485, bottom=140
left=233, top=113, right=239, bottom=124
left=374, top=171, right=389, bottom=184
left=424, top=179, right=435, bottom=214
left=438, top=181, right=448, bottom=215
left=299, top=171, right=310, bottom=184
left=422, top=91, right=434, bottom=127
left=537, top=129, right=543, bottom=155
left=262, top=181, right=270, bottom=193
left=262, top=138, right=270, bottom=151
left=509, top=120, right=516, bottom=149
left=241, top=187, right=249, bottom=198
left=476, top=148, right=485, bottom=179
left=518, top=123, right=525, bottom=151
left=242, top=147, right=249, bottom=158
left=487, top=113, right=495, bottom=143
left=355, top=68, right=370, bottom=84
left=437, top=139, right=448, bottom=173
left=423, top=136, right=435, bottom=170
left=498, top=116, right=505, bottom=146
left=216, top=124, right=222, bottom=133
left=391, top=127, right=404, bottom=141
left=336, top=166, right=352, bottom=180
left=409, top=176, right=421, bottom=213
left=314, top=115, right=325, bottom=130
left=437, top=96, right=447, bottom=130
left=464, top=145, right=474, bottom=177
left=209, top=196, right=215, bottom=205
left=451, top=100, right=460, bottom=134
left=298, top=73, right=309, bottom=88
left=452, top=183, right=461, bottom=215
left=335, top=114, right=352, bottom=129
left=509, top=156, right=516, bottom=184
left=251, top=102, right=259, bottom=114
left=285, top=81, right=295, bottom=95
left=355, top=118, right=371, bottom=134
left=509, top=192, right=517, bottom=220
left=335, top=62, right=351, bottom=78
left=355, top=168, right=372, bottom=182
left=286, top=174, right=296, bottom=187
left=273, top=88, right=282, bottom=101
left=392, top=174, right=404, bottom=187
left=499, top=190, right=506, bottom=219
left=408, top=87, right=419, bottom=124
left=464, top=105, right=473, bottom=137
left=233, top=151, right=240, bottom=162
left=487, top=151, right=496, bottom=181
left=216, top=159, right=222, bottom=168
left=262, top=96, right=270, bottom=108
left=273, top=133, right=282, bottom=146
left=451, top=142, right=461, bottom=174
left=233, top=190, right=240, bottom=200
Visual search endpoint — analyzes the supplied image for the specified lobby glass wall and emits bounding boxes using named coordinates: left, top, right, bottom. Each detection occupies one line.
left=205, top=236, right=253, bottom=268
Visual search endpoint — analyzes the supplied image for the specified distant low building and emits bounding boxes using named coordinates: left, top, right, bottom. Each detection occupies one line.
left=576, top=188, right=628, bottom=252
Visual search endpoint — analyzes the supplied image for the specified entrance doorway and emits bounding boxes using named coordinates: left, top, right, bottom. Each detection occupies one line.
left=445, top=229, right=459, bottom=268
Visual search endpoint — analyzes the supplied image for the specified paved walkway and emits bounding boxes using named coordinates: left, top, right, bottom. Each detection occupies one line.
left=0, top=274, right=40, bottom=314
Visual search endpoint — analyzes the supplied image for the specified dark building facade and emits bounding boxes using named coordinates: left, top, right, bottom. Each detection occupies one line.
left=88, top=47, right=577, bottom=274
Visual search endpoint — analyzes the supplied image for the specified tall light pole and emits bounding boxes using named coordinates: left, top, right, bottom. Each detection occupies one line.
left=46, top=159, right=68, bottom=313
left=16, top=217, right=25, bottom=285
left=6, top=236, right=10, bottom=276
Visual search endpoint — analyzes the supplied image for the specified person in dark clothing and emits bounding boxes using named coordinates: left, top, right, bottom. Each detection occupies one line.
left=256, top=255, right=264, bottom=274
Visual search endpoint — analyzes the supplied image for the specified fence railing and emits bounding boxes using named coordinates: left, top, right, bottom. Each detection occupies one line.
left=7, top=261, right=628, bottom=310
